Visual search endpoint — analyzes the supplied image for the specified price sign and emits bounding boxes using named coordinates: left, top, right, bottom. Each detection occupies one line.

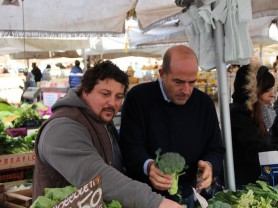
left=52, top=176, right=103, bottom=208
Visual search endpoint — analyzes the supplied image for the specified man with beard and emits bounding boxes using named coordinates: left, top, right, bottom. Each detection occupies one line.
left=120, top=45, right=225, bottom=207
left=32, top=60, right=184, bottom=208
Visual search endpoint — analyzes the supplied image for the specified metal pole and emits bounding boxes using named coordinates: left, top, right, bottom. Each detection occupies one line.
left=82, top=49, right=87, bottom=72
left=212, top=2, right=236, bottom=192
left=259, top=44, right=263, bottom=62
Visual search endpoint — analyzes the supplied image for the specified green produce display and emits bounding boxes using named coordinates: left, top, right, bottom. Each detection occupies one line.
left=206, top=180, right=278, bottom=208
left=0, top=131, right=37, bottom=154
left=154, top=148, right=188, bottom=196
left=0, top=102, right=46, bottom=155
left=31, top=186, right=77, bottom=208
left=30, top=196, right=57, bottom=208
left=31, top=185, right=123, bottom=208
left=13, top=106, right=43, bottom=128
left=0, top=102, right=45, bottom=129
left=0, top=102, right=18, bottom=112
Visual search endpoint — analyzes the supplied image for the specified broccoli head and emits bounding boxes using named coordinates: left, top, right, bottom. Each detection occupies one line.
left=154, top=148, right=188, bottom=195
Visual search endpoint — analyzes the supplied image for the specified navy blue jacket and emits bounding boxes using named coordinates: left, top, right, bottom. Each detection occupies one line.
left=69, top=66, right=83, bottom=88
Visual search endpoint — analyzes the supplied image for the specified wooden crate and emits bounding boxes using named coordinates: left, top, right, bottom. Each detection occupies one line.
left=0, top=152, right=35, bottom=207
left=0, top=181, right=32, bottom=208
left=0, top=152, right=35, bottom=170
left=3, top=188, right=32, bottom=208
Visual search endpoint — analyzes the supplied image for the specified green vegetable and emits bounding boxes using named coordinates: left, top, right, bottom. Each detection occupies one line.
left=44, top=185, right=77, bottom=202
left=208, top=200, right=231, bottom=208
left=104, top=200, right=122, bottom=208
left=154, top=148, right=188, bottom=196
left=13, top=107, right=42, bottom=128
left=0, top=119, right=4, bottom=132
left=0, top=103, right=14, bottom=112
left=244, top=181, right=278, bottom=206
left=23, top=131, right=37, bottom=150
left=31, top=185, right=77, bottom=208
left=207, top=181, right=277, bottom=208
left=30, top=196, right=57, bottom=208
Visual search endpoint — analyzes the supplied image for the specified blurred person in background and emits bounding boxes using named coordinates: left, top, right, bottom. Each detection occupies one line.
left=31, top=62, right=42, bottom=85
left=24, top=69, right=36, bottom=88
left=69, top=60, right=83, bottom=88
left=42, top=64, right=52, bottom=81
left=256, top=66, right=277, bottom=135
left=230, top=61, right=278, bottom=189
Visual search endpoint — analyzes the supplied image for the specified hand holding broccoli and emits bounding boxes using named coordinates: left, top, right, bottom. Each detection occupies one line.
left=154, top=148, right=188, bottom=196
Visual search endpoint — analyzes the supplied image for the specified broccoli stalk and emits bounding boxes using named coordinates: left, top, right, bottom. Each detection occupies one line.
left=154, top=148, right=188, bottom=196
left=169, top=171, right=185, bottom=195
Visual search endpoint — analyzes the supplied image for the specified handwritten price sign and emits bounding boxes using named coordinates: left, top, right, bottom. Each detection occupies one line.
left=52, top=176, right=103, bottom=208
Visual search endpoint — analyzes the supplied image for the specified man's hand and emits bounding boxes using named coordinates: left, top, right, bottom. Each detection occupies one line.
left=196, top=160, right=213, bottom=190
left=148, top=160, right=173, bottom=191
left=159, top=198, right=185, bottom=208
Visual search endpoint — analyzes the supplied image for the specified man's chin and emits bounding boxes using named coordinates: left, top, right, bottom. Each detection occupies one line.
left=100, top=114, right=114, bottom=123
left=172, top=97, right=187, bottom=105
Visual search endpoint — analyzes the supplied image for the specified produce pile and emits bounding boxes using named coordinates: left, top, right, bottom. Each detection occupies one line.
left=31, top=185, right=123, bottom=208
left=30, top=186, right=77, bottom=208
left=0, top=127, right=37, bottom=154
left=0, top=101, right=49, bottom=154
left=206, top=180, right=278, bottom=208
left=0, top=101, right=48, bottom=129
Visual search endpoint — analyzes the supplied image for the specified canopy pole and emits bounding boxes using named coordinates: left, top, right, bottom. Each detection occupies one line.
left=82, top=49, right=87, bottom=72
left=260, top=44, right=263, bottom=62
left=212, top=2, right=236, bottom=192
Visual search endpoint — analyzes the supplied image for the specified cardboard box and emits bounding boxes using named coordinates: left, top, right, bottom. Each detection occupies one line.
left=0, top=152, right=35, bottom=170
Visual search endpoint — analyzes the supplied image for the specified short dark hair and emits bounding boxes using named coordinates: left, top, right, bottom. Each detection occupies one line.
left=77, top=60, right=129, bottom=95
left=257, top=66, right=275, bottom=95
left=75, top=60, right=80, bottom=66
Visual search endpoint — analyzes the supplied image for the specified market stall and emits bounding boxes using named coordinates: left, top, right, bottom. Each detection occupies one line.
left=0, top=102, right=50, bottom=207
left=0, top=0, right=277, bottom=207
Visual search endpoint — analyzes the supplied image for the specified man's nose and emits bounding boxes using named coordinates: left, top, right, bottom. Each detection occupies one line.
left=181, top=83, right=190, bottom=94
left=107, top=97, right=116, bottom=106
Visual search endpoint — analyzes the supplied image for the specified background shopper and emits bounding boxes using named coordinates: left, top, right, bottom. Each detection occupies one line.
left=69, top=60, right=83, bottom=88
left=230, top=62, right=278, bottom=189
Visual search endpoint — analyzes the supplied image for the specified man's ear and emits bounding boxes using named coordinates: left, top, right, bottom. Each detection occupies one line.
left=159, top=69, right=164, bottom=79
left=82, top=91, right=88, bottom=99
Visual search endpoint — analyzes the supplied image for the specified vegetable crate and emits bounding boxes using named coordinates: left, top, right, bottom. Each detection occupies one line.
left=0, top=152, right=35, bottom=170
left=0, top=152, right=35, bottom=184
left=0, top=183, right=32, bottom=208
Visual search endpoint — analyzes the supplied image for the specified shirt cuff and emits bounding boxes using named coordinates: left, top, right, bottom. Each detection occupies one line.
left=143, top=159, right=154, bottom=175
left=205, top=161, right=213, bottom=169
